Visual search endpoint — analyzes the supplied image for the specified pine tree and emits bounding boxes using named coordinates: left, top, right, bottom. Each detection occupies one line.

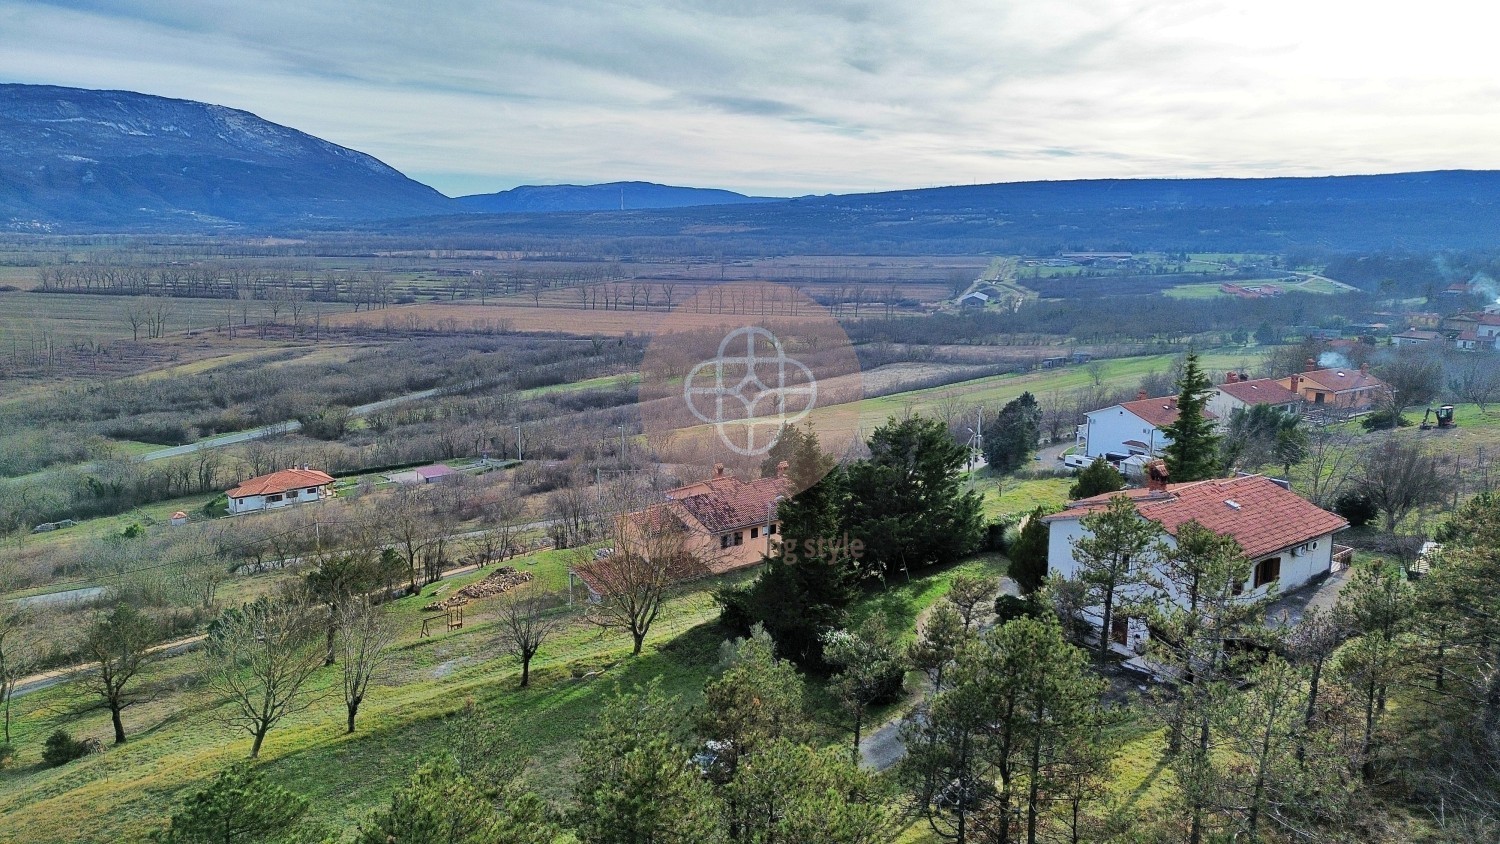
left=1071, top=496, right=1161, bottom=661
left=844, top=415, right=985, bottom=578
left=572, top=681, right=722, bottom=844
left=983, top=391, right=1043, bottom=472
left=161, top=763, right=316, bottom=844
left=1161, top=352, right=1221, bottom=482
left=1008, top=506, right=1053, bottom=595
left=1069, top=457, right=1124, bottom=500
left=357, top=759, right=556, bottom=844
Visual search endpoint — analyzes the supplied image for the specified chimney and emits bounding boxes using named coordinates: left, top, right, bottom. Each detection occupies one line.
left=1137, top=388, right=1148, bottom=401
left=1226, top=371, right=1239, bottom=384
left=1306, top=358, right=1317, bottom=372
left=1146, top=459, right=1170, bottom=492
left=776, top=460, right=789, bottom=478
left=1167, top=396, right=1178, bottom=409
left=1360, top=362, right=1370, bottom=376
left=1290, top=374, right=1301, bottom=394
left=714, top=463, right=725, bottom=478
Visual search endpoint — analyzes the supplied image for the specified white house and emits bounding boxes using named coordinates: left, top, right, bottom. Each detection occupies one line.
left=1206, top=372, right=1302, bottom=425
left=1043, top=473, right=1349, bottom=651
left=226, top=467, right=336, bottom=515
left=1076, top=391, right=1216, bottom=461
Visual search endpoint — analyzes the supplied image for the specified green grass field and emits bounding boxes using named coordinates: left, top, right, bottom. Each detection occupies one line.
left=0, top=552, right=1007, bottom=843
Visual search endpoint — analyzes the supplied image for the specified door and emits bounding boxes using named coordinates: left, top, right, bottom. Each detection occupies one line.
left=1111, top=615, right=1130, bottom=646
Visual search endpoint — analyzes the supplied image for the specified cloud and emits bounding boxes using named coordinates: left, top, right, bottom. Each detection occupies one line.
left=4, top=0, right=1500, bottom=196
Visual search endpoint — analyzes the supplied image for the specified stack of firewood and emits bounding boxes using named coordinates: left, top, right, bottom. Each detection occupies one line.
left=421, top=567, right=535, bottom=611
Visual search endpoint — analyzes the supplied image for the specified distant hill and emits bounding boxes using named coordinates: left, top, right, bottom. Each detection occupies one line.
left=455, top=181, right=774, bottom=213
left=0, top=84, right=453, bottom=229
left=369, top=170, right=1500, bottom=254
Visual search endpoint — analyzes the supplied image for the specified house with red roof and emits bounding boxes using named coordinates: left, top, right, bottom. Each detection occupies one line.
left=1207, top=371, right=1302, bottom=422
left=572, top=463, right=793, bottom=601
left=1275, top=361, right=1388, bottom=413
left=1076, top=391, right=1216, bottom=463
left=226, top=466, right=336, bottom=515
left=1043, top=473, right=1349, bottom=651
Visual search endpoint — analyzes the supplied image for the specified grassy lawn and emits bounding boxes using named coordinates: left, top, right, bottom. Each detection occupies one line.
left=0, top=549, right=1004, bottom=843
left=977, top=475, right=1072, bottom=518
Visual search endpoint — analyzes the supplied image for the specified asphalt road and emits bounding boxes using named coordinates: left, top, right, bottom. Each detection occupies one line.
left=139, top=385, right=451, bottom=462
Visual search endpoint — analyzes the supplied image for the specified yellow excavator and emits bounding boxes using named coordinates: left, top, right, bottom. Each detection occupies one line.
left=1420, top=405, right=1456, bottom=431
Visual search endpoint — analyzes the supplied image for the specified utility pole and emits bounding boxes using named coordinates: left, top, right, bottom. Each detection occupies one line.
left=619, top=424, right=626, bottom=468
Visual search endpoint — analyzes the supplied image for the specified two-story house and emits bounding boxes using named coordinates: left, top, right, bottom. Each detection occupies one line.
left=1076, top=391, right=1216, bottom=462
left=1276, top=361, right=1388, bottom=413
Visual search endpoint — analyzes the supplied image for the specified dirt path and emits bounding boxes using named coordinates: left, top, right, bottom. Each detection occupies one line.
left=857, top=575, right=1019, bottom=771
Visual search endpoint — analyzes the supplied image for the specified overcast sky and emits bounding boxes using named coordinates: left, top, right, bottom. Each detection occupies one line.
left=3, top=0, right=1498, bottom=197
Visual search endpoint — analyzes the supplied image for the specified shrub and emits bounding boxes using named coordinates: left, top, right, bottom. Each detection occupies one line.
left=0, top=742, right=14, bottom=768
left=1360, top=409, right=1409, bottom=431
left=42, top=729, right=90, bottom=766
left=995, top=594, right=1041, bottom=624
left=121, top=523, right=146, bottom=539
left=1069, top=457, right=1125, bottom=500
left=1333, top=492, right=1379, bottom=528
left=202, top=494, right=229, bottom=518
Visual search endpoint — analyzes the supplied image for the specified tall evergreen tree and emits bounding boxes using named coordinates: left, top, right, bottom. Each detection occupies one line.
left=1008, top=507, right=1053, bottom=595
left=161, top=763, right=317, bottom=844
left=983, top=391, right=1043, bottom=472
left=1161, top=353, right=1221, bottom=482
left=572, top=681, right=722, bottom=844
left=844, top=415, right=985, bottom=578
left=721, top=427, right=860, bottom=666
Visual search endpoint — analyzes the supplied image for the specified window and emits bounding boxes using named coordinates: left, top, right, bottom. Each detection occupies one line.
left=267, top=494, right=283, bottom=503
left=768, top=522, right=778, bottom=534
left=750, top=527, right=759, bottom=539
left=1253, top=557, right=1281, bottom=589
left=305, top=487, right=317, bottom=494
left=721, top=535, right=731, bottom=549
left=733, top=532, right=744, bottom=546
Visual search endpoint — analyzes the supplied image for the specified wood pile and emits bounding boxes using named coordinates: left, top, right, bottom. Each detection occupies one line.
left=422, top=566, right=534, bottom=611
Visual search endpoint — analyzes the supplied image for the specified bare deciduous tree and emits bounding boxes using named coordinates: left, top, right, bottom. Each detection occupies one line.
left=0, top=604, right=40, bottom=745
left=335, top=597, right=395, bottom=733
left=494, top=593, right=565, bottom=688
left=81, top=602, right=160, bottom=745
left=206, top=596, right=324, bottom=758
left=1356, top=436, right=1451, bottom=534
left=575, top=516, right=702, bottom=655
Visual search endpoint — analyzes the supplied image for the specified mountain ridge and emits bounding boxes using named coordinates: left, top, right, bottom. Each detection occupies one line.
left=456, top=180, right=775, bottom=213
left=0, top=83, right=452, bottom=228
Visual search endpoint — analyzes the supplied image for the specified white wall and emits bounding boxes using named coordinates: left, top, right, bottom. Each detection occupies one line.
left=1046, top=516, right=1339, bottom=638
left=229, top=485, right=326, bottom=515
left=1081, top=407, right=1167, bottom=459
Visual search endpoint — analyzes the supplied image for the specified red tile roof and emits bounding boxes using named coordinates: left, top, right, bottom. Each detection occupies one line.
left=1116, top=395, right=1217, bottom=429
left=1217, top=378, right=1301, bottom=407
left=667, top=474, right=793, bottom=533
left=1294, top=367, right=1386, bottom=394
left=227, top=468, right=335, bottom=499
left=1047, top=475, right=1347, bottom=559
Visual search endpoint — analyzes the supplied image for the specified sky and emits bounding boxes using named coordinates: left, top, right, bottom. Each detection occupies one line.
left=3, top=0, right=1500, bottom=197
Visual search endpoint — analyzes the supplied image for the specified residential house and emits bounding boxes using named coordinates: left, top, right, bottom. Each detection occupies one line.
left=1076, top=391, right=1216, bottom=462
left=1044, top=472, right=1349, bottom=650
left=1275, top=361, right=1388, bottom=413
left=1391, top=329, right=1444, bottom=347
left=571, top=463, right=793, bottom=601
left=226, top=467, right=336, bottom=515
left=1206, top=372, right=1302, bottom=424
left=1407, top=312, right=1443, bottom=330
